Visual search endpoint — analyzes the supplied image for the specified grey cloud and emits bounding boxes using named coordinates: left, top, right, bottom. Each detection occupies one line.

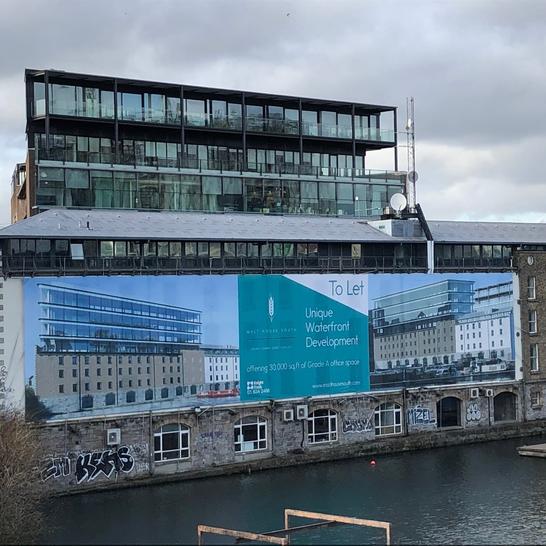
left=0, top=0, right=545, bottom=228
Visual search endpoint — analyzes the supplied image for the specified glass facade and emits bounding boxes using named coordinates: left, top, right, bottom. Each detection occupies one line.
left=34, top=80, right=395, bottom=141
left=36, top=166, right=403, bottom=217
left=38, top=284, right=201, bottom=353
left=34, top=133, right=366, bottom=177
left=372, top=280, right=475, bottom=328
left=26, top=73, right=402, bottom=222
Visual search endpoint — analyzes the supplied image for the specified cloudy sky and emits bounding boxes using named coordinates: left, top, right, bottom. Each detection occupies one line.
left=1, top=0, right=545, bottom=227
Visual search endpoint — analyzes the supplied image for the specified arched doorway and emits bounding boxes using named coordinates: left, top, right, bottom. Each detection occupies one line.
left=437, top=397, right=461, bottom=427
left=493, top=392, right=517, bottom=422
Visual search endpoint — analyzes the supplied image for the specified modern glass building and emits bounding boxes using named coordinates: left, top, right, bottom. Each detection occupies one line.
left=372, top=280, right=475, bottom=330
left=11, top=68, right=404, bottom=223
left=38, top=284, right=201, bottom=354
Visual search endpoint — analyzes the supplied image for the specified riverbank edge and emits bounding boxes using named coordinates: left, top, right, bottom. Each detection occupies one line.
left=54, top=418, right=546, bottom=497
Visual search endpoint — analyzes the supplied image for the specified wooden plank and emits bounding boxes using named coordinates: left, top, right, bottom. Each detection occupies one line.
left=236, top=521, right=339, bottom=542
left=284, top=509, right=391, bottom=545
left=197, top=524, right=288, bottom=546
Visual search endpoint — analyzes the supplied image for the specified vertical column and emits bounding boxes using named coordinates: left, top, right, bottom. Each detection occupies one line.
left=180, top=85, right=185, bottom=168
left=44, top=71, right=50, bottom=150
left=241, top=92, right=246, bottom=168
left=114, top=79, right=119, bottom=164
left=351, top=104, right=356, bottom=173
left=393, top=107, right=398, bottom=171
left=298, top=98, right=303, bottom=163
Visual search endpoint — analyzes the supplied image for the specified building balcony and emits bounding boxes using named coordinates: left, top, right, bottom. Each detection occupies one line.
left=1, top=255, right=428, bottom=277
left=36, top=149, right=405, bottom=183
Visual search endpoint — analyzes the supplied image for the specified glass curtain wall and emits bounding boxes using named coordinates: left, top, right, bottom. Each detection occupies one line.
left=36, top=166, right=404, bottom=216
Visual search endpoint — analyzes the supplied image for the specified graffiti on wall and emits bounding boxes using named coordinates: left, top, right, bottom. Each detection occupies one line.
left=42, top=456, right=71, bottom=481
left=407, top=405, right=436, bottom=426
left=42, top=446, right=136, bottom=484
left=466, top=402, right=481, bottom=422
left=75, top=446, right=134, bottom=484
left=343, top=415, right=373, bottom=434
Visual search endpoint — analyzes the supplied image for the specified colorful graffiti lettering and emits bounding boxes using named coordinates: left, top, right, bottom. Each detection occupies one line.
left=75, top=446, right=135, bottom=484
left=407, top=406, right=436, bottom=426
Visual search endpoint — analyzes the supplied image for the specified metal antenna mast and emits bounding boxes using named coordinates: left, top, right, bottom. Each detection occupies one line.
left=405, top=97, right=417, bottom=211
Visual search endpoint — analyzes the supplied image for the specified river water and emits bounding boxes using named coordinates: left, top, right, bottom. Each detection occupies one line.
left=43, top=436, right=546, bottom=545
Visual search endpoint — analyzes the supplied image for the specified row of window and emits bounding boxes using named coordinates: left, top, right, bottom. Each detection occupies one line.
left=34, top=82, right=392, bottom=140
left=59, top=364, right=182, bottom=376
left=154, top=405, right=401, bottom=461
left=59, top=355, right=183, bottom=365
left=36, top=167, right=403, bottom=217
left=36, top=133, right=366, bottom=176
left=435, top=244, right=512, bottom=263
left=151, top=393, right=519, bottom=461
left=42, top=282, right=201, bottom=324
left=75, top=386, right=199, bottom=407
left=9, top=239, right=424, bottom=263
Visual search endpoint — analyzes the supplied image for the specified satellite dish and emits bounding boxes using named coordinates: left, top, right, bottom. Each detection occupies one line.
left=390, top=193, right=407, bottom=213
left=407, top=171, right=419, bottom=183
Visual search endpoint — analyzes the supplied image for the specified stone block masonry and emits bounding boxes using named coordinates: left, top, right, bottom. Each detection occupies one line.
left=36, top=379, right=546, bottom=494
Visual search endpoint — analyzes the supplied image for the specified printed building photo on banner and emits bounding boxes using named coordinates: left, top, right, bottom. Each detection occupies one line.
left=21, top=272, right=517, bottom=421
left=24, top=276, right=240, bottom=420
left=368, top=272, right=516, bottom=389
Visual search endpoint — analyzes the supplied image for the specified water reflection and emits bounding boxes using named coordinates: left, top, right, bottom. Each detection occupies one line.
left=43, top=436, right=546, bottom=545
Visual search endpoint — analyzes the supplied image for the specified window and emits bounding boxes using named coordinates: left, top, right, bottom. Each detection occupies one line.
left=307, top=409, right=337, bottom=444
left=374, top=403, right=402, bottom=436
left=529, top=309, right=537, bottom=334
left=154, top=423, right=190, bottom=461
left=234, top=416, right=267, bottom=452
left=58, top=384, right=64, bottom=394
left=527, top=276, right=536, bottom=300
left=530, top=343, right=539, bottom=372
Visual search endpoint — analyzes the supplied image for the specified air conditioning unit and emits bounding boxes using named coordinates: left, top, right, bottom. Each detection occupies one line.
left=296, top=404, right=308, bottom=420
left=106, top=428, right=121, bottom=446
left=470, top=387, right=480, bottom=399
left=485, top=388, right=494, bottom=398
left=283, top=409, right=294, bottom=422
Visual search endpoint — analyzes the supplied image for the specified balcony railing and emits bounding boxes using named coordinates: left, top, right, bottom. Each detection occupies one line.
left=435, top=257, right=513, bottom=270
left=184, top=112, right=242, bottom=130
left=37, top=149, right=406, bottom=182
left=245, top=116, right=299, bottom=135
left=2, top=255, right=428, bottom=277
left=42, top=105, right=394, bottom=142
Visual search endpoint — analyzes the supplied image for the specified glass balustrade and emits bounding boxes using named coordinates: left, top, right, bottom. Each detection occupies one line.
left=37, top=83, right=395, bottom=140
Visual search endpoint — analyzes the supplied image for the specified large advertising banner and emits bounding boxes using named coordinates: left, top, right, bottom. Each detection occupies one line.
left=18, top=272, right=517, bottom=421
left=239, top=275, right=369, bottom=401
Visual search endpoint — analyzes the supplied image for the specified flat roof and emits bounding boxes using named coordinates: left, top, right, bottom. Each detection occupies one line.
left=26, top=68, right=396, bottom=112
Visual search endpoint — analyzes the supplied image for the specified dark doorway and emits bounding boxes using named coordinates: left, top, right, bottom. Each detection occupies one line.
left=437, top=397, right=461, bottom=427
left=494, top=392, right=517, bottom=422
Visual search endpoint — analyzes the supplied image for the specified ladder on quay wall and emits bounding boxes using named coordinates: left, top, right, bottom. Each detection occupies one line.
left=197, top=508, right=392, bottom=545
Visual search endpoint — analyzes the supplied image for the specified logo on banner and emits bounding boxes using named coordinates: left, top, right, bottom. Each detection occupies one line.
left=268, top=295, right=275, bottom=322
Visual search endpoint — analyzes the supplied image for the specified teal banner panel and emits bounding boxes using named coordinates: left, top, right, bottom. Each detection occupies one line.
left=238, top=275, right=369, bottom=400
